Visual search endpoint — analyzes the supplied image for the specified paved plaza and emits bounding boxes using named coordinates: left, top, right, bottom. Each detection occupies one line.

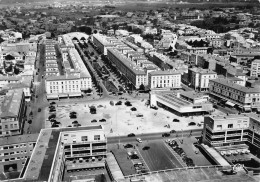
left=45, top=98, right=224, bottom=137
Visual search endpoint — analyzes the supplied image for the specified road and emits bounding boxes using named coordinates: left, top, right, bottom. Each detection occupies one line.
left=24, top=41, right=49, bottom=134
left=107, top=129, right=202, bottom=144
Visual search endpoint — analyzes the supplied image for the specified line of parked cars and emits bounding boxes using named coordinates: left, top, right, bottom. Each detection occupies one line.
left=166, top=139, right=195, bottom=167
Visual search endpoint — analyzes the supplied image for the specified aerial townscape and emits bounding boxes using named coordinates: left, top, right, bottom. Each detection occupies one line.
left=1, top=0, right=260, bottom=181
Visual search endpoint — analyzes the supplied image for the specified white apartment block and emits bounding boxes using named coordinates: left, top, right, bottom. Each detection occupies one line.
left=148, top=70, right=181, bottom=89
left=188, top=68, right=217, bottom=91
left=45, top=37, right=92, bottom=99
left=250, top=59, right=260, bottom=77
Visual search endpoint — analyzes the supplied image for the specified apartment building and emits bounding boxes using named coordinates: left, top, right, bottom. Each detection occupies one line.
left=188, top=68, right=217, bottom=91
left=107, top=48, right=147, bottom=88
left=148, top=70, right=181, bottom=89
left=209, top=78, right=260, bottom=112
left=250, top=59, right=260, bottom=77
left=92, top=34, right=114, bottom=55
left=0, top=89, right=25, bottom=137
left=23, top=126, right=106, bottom=182
left=45, top=36, right=92, bottom=99
left=202, top=114, right=260, bottom=151
left=0, top=134, right=38, bottom=173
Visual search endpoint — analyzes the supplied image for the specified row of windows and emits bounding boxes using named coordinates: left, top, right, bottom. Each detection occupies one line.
left=49, top=80, right=90, bottom=85
left=0, top=123, right=18, bottom=130
left=1, top=156, right=28, bottom=163
left=1, top=149, right=33, bottom=156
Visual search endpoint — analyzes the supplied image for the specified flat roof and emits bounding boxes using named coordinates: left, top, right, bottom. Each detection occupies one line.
left=211, top=78, right=260, bottom=93
left=24, top=126, right=103, bottom=181
left=0, top=133, right=38, bottom=146
left=107, top=48, right=145, bottom=75
left=0, top=88, right=24, bottom=118
left=189, top=67, right=216, bottom=74
left=149, top=70, right=181, bottom=76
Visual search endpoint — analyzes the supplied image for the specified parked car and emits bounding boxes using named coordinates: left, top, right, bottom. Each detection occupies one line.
left=99, top=119, right=106, bottom=122
left=136, top=138, right=142, bottom=143
left=142, top=146, right=150, bottom=150
left=124, top=144, right=133, bottom=148
left=170, top=130, right=176, bottom=133
left=38, top=108, right=41, bottom=112
left=188, top=122, right=196, bottom=126
left=162, top=133, right=170, bottom=137
left=173, top=118, right=180, bottom=122
left=128, top=133, right=135, bottom=137
left=131, top=107, right=137, bottom=111
left=91, top=119, right=97, bottom=123
left=136, top=114, right=143, bottom=117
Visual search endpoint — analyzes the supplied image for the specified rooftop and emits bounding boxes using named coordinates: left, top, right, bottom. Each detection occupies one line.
left=211, top=78, right=260, bottom=93
left=0, top=88, right=24, bottom=118
left=149, top=70, right=181, bottom=76
left=0, top=133, right=38, bottom=146
left=189, top=67, right=216, bottom=75
left=24, top=126, right=103, bottom=181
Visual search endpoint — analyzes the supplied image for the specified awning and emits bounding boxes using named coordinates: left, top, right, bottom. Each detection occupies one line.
left=225, top=101, right=235, bottom=107
left=58, top=93, right=68, bottom=98
left=47, top=94, right=59, bottom=99
left=68, top=93, right=82, bottom=97
left=244, top=107, right=251, bottom=112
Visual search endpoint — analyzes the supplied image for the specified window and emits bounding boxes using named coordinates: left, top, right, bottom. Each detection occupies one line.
left=94, top=135, right=100, bottom=141
left=81, top=136, right=88, bottom=141
left=228, top=124, right=233, bottom=129
left=217, top=125, right=222, bottom=130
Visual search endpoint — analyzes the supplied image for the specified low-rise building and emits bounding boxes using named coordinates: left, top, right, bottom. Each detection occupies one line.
left=150, top=90, right=213, bottom=116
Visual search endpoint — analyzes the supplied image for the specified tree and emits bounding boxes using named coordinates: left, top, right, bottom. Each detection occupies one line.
left=139, top=83, right=145, bottom=91
left=78, top=26, right=92, bottom=35
left=5, top=54, right=15, bottom=60
left=14, top=66, right=20, bottom=75
left=93, top=30, right=98, bottom=34
left=90, top=106, right=96, bottom=114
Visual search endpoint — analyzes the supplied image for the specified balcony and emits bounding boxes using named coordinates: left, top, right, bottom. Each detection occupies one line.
left=92, top=146, right=106, bottom=150
left=92, top=152, right=106, bottom=156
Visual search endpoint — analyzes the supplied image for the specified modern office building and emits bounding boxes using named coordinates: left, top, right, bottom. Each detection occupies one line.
left=150, top=89, right=213, bottom=116
left=209, top=78, right=260, bottom=112
left=0, top=134, right=38, bottom=174
left=0, top=89, right=25, bottom=137
left=250, top=59, right=260, bottom=77
left=148, top=70, right=181, bottom=89
left=202, top=114, right=260, bottom=153
left=188, top=68, right=217, bottom=91
left=23, top=126, right=106, bottom=182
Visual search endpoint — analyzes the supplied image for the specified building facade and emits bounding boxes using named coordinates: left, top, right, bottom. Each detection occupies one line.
left=202, top=114, right=260, bottom=151
left=209, top=78, right=260, bottom=112
left=250, top=59, right=260, bottom=77
left=148, top=70, right=181, bottom=89
left=0, top=89, right=26, bottom=137
left=188, top=68, right=217, bottom=91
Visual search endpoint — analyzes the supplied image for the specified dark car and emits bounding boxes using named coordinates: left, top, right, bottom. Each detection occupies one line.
left=38, top=108, right=41, bottom=112
left=162, top=133, right=170, bottom=137
left=142, top=146, right=150, bottom=150
left=99, top=119, right=106, bottom=122
left=131, top=107, right=137, bottom=111
left=115, top=101, right=122, bottom=105
left=173, top=119, right=180, bottom=122
left=50, top=102, right=56, bottom=105
left=136, top=114, right=143, bottom=117
left=128, top=133, right=135, bottom=137
left=170, top=130, right=176, bottom=133
left=124, top=144, right=133, bottom=148
left=91, top=119, right=97, bottom=123
left=188, top=122, right=196, bottom=126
